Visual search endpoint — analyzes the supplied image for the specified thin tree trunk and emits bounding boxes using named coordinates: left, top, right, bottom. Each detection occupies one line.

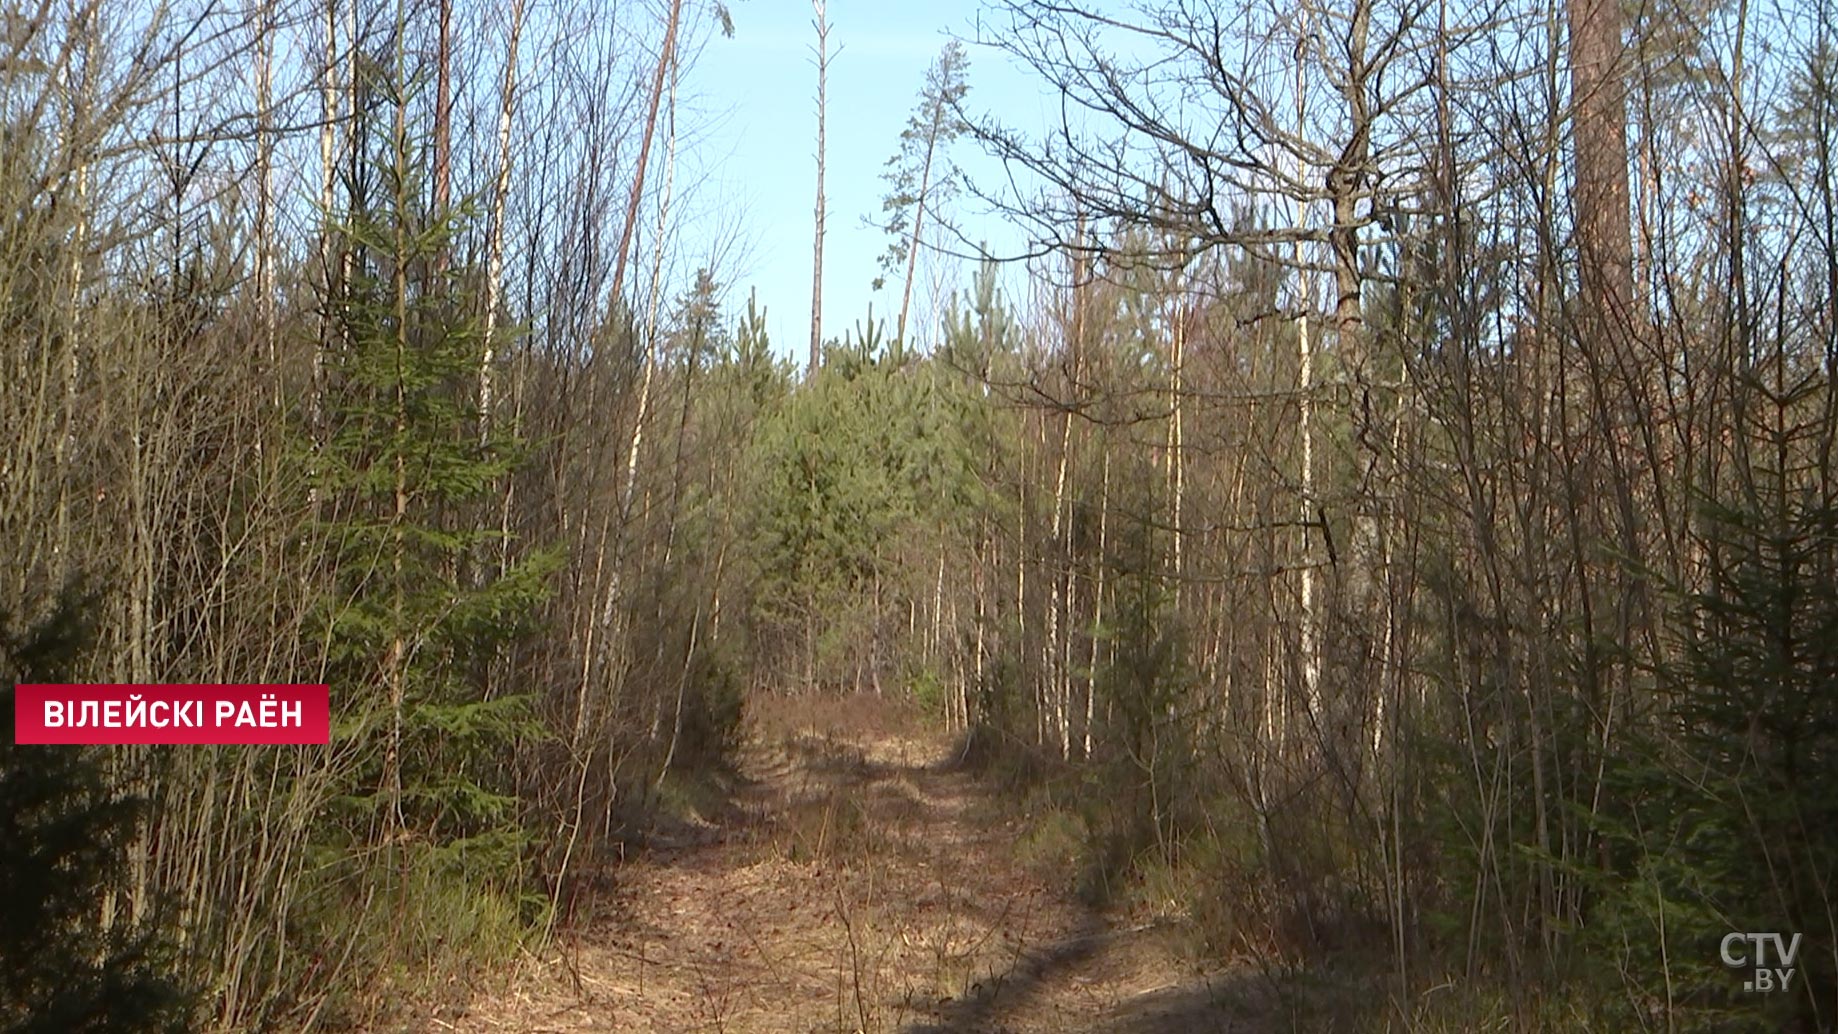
left=1086, top=448, right=1108, bottom=759
left=1168, top=291, right=1184, bottom=589
left=480, top=0, right=527, bottom=444
left=385, top=29, right=412, bottom=834
left=896, top=108, right=943, bottom=348
left=608, top=0, right=684, bottom=307
left=433, top=0, right=452, bottom=225
left=809, top=0, right=829, bottom=375
left=313, top=0, right=345, bottom=500
left=947, top=590, right=963, bottom=729
left=1018, top=454, right=1036, bottom=744
left=621, top=50, right=682, bottom=523
left=53, top=7, right=90, bottom=578
left=1723, top=0, right=1750, bottom=370
left=253, top=0, right=274, bottom=390
left=1048, top=405, right=1073, bottom=760
left=932, top=544, right=946, bottom=663
left=1292, top=18, right=1321, bottom=728
left=972, top=518, right=987, bottom=728
left=575, top=37, right=684, bottom=762
left=655, top=604, right=702, bottom=786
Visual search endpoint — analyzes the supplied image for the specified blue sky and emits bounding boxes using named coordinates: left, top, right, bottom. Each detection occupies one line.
left=679, top=0, right=1060, bottom=358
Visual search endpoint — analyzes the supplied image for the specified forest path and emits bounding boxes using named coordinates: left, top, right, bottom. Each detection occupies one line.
left=450, top=697, right=1272, bottom=1034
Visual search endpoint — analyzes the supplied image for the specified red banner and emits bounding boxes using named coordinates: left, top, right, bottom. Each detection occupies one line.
left=13, top=684, right=330, bottom=745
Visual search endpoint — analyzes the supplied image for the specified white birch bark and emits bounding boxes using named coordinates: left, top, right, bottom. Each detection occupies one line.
left=479, top=0, right=528, bottom=443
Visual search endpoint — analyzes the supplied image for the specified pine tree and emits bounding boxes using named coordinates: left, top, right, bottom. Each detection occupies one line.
left=875, top=41, right=971, bottom=349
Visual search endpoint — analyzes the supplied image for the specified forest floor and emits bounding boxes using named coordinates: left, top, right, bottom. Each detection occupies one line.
left=444, top=695, right=1293, bottom=1034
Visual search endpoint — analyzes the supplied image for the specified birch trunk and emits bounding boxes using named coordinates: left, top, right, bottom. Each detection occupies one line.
left=479, top=0, right=527, bottom=443
left=1292, top=11, right=1321, bottom=730
left=1048, top=407, right=1072, bottom=759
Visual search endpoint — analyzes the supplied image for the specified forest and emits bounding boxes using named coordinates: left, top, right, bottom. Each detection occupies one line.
left=1, top=0, right=1836, bottom=1030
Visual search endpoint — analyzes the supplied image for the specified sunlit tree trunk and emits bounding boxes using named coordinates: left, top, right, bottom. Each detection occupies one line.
left=1292, top=14, right=1321, bottom=730
left=897, top=131, right=939, bottom=349
left=1167, top=286, right=1185, bottom=591
left=52, top=4, right=92, bottom=579
left=433, top=0, right=452, bottom=227
left=480, top=0, right=527, bottom=442
left=1086, top=448, right=1108, bottom=759
left=1568, top=0, right=1634, bottom=335
left=809, top=0, right=830, bottom=375
left=253, top=0, right=274, bottom=391
left=609, top=0, right=684, bottom=305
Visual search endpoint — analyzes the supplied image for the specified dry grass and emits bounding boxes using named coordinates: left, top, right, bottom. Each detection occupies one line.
left=447, top=695, right=1291, bottom=1034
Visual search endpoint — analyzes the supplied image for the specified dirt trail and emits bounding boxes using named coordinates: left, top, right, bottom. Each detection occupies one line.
left=450, top=705, right=1270, bottom=1034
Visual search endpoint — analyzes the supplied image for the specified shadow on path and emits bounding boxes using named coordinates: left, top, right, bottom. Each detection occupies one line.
left=455, top=697, right=1368, bottom=1034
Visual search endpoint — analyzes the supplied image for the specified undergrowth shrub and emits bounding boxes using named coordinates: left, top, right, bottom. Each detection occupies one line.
left=1582, top=483, right=1838, bottom=1033
left=0, top=588, right=194, bottom=1034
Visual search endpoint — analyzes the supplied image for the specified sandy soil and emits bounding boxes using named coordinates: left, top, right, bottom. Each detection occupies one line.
left=443, top=703, right=1276, bottom=1034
